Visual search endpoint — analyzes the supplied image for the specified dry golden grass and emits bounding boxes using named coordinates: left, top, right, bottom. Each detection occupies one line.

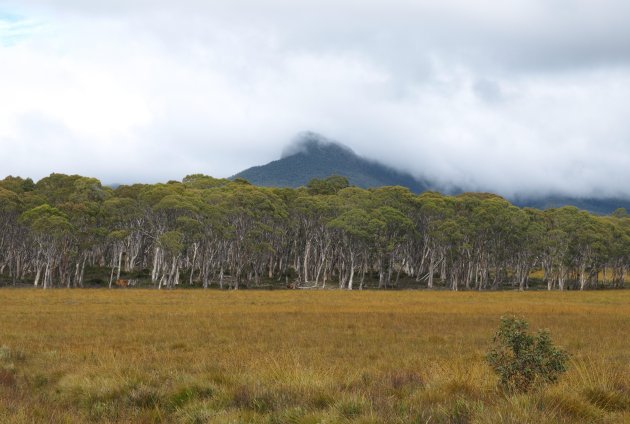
left=0, top=289, right=629, bottom=423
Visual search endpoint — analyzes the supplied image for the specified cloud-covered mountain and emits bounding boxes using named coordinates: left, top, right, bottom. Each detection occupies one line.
left=232, top=133, right=433, bottom=193
left=232, top=133, right=630, bottom=215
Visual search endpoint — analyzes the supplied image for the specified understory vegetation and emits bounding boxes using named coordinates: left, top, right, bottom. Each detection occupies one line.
left=486, top=316, right=569, bottom=393
left=1, top=173, right=630, bottom=290
left=0, top=290, right=628, bottom=423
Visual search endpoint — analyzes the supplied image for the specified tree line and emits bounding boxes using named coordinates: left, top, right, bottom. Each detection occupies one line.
left=0, top=173, right=628, bottom=290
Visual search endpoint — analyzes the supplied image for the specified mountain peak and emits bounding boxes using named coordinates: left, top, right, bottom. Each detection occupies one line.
left=281, top=132, right=355, bottom=159
left=232, top=132, right=430, bottom=192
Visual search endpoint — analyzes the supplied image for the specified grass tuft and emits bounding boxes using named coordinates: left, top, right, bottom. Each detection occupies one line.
left=335, top=395, right=369, bottom=419
left=0, top=367, right=17, bottom=388
left=583, top=387, right=630, bottom=412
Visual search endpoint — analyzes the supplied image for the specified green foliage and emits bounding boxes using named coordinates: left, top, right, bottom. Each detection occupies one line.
left=329, top=208, right=372, bottom=241
left=306, top=175, right=349, bottom=195
left=0, top=175, right=35, bottom=193
left=0, top=187, right=21, bottom=214
left=19, top=204, right=74, bottom=237
left=3, top=170, right=630, bottom=291
left=182, top=174, right=228, bottom=189
left=487, top=316, right=569, bottom=392
left=232, top=178, right=251, bottom=185
left=159, top=231, right=184, bottom=256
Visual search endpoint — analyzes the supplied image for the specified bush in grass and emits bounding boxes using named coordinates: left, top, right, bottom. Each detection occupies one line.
left=487, top=315, right=568, bottom=392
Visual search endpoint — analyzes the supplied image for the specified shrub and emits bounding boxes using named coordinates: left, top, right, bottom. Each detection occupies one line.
left=486, top=315, right=568, bottom=392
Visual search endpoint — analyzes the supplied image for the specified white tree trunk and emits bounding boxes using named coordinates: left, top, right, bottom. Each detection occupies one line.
left=347, top=252, right=355, bottom=290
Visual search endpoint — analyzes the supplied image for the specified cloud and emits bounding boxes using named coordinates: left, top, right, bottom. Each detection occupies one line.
left=0, top=0, right=629, bottom=198
left=0, top=11, right=44, bottom=46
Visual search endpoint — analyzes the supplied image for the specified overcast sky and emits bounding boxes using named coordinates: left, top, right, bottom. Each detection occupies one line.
left=1, top=0, right=630, bottom=197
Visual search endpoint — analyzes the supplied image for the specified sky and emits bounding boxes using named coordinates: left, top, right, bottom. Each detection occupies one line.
left=1, top=0, right=630, bottom=198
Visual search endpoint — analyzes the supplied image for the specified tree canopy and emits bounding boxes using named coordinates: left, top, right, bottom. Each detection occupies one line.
left=0, top=174, right=628, bottom=290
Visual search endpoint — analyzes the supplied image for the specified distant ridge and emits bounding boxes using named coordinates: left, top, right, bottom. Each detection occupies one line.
left=513, top=195, right=630, bottom=216
left=231, top=132, right=432, bottom=193
left=232, top=132, right=630, bottom=214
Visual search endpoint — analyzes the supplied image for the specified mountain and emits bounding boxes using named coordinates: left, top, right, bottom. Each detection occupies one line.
left=232, top=132, right=630, bottom=215
left=512, top=196, right=630, bottom=216
left=232, top=133, right=433, bottom=193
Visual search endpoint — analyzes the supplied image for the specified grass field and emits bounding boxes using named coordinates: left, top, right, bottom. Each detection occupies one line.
left=0, top=290, right=629, bottom=423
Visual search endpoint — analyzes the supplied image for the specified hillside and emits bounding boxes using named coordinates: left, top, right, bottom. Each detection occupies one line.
left=231, top=133, right=432, bottom=193
left=232, top=133, right=630, bottom=214
left=514, top=195, right=630, bottom=216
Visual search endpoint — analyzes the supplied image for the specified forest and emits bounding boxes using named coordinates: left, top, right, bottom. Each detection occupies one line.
left=0, top=173, right=629, bottom=291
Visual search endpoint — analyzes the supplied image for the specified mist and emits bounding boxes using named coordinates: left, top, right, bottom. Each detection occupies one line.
left=1, top=0, right=630, bottom=197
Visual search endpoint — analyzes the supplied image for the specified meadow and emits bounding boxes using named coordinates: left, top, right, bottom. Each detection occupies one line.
left=0, top=290, right=628, bottom=423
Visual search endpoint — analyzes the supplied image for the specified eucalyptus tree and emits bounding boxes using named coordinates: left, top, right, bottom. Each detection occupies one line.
left=328, top=187, right=376, bottom=288
left=150, top=188, right=204, bottom=287
left=19, top=204, right=74, bottom=288
left=512, top=209, right=546, bottom=291
left=104, top=197, right=142, bottom=286
left=540, top=210, right=571, bottom=290
left=0, top=176, right=35, bottom=194
left=288, top=190, right=342, bottom=286
left=60, top=200, right=107, bottom=287
left=544, top=207, right=609, bottom=290
left=156, top=230, right=185, bottom=289
left=0, top=187, right=24, bottom=284
left=328, top=208, right=373, bottom=290
left=414, top=192, right=454, bottom=288
left=217, top=182, right=288, bottom=289
left=570, top=213, right=608, bottom=290
left=369, top=186, right=416, bottom=287
left=2, top=171, right=629, bottom=292
left=306, top=175, right=349, bottom=196
left=604, top=216, right=630, bottom=287
left=369, top=206, right=413, bottom=288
